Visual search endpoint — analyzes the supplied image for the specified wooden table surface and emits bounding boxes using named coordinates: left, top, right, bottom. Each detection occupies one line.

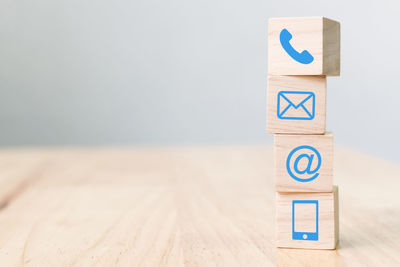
left=0, top=146, right=399, bottom=266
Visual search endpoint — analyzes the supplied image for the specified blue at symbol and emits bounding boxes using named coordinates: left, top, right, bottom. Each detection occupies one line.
left=286, top=145, right=321, bottom=182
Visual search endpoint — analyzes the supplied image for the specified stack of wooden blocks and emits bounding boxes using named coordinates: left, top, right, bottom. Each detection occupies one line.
left=266, top=17, right=340, bottom=249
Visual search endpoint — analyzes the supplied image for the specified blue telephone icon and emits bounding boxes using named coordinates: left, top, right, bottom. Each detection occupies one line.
left=280, top=28, right=314, bottom=64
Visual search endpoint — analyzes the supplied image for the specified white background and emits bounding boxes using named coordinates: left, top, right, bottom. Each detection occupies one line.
left=1, top=0, right=400, bottom=162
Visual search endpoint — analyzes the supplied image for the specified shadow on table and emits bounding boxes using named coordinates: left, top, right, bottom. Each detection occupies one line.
left=276, top=246, right=342, bottom=267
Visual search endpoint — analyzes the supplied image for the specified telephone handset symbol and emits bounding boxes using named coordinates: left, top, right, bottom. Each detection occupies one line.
left=280, top=28, right=314, bottom=64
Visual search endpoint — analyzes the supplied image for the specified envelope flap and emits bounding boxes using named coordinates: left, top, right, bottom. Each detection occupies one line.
left=280, top=92, right=314, bottom=108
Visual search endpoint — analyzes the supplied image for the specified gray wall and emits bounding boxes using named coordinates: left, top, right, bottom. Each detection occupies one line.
left=1, top=0, right=400, bottom=162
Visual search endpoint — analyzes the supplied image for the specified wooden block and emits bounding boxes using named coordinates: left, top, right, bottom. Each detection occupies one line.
left=266, top=75, right=326, bottom=134
left=276, top=186, right=339, bottom=249
left=268, top=17, right=340, bottom=76
left=274, top=133, right=333, bottom=192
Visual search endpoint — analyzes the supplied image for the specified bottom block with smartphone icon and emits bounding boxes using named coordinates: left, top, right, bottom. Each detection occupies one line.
left=276, top=186, right=339, bottom=249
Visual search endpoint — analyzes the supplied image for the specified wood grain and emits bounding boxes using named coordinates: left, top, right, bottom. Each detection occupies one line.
left=276, top=186, right=338, bottom=249
left=323, top=18, right=341, bottom=75
left=268, top=17, right=340, bottom=76
left=274, top=133, right=333, bottom=192
left=0, top=146, right=398, bottom=266
left=266, top=75, right=326, bottom=134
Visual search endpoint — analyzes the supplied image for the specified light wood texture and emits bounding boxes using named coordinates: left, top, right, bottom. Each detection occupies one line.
left=274, top=133, right=333, bottom=192
left=0, top=146, right=399, bottom=266
left=266, top=75, right=326, bottom=134
left=276, top=186, right=338, bottom=249
left=268, top=17, right=340, bottom=76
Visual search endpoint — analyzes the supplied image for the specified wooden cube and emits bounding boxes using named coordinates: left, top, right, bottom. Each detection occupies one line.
left=266, top=75, right=326, bottom=134
left=274, top=133, right=333, bottom=192
left=268, top=17, right=340, bottom=76
left=276, top=186, right=339, bottom=249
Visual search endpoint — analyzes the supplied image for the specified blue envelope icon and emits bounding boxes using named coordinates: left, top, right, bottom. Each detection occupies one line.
left=277, top=91, right=315, bottom=120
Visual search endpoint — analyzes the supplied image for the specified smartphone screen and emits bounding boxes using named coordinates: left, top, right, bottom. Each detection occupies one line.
left=294, top=202, right=317, bottom=232
left=292, top=200, right=318, bottom=241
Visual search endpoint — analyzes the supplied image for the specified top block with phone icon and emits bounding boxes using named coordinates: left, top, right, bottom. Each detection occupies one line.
left=268, top=17, right=340, bottom=76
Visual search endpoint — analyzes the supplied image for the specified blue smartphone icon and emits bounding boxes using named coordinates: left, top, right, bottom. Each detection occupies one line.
left=292, top=200, right=318, bottom=241
left=280, top=28, right=314, bottom=64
